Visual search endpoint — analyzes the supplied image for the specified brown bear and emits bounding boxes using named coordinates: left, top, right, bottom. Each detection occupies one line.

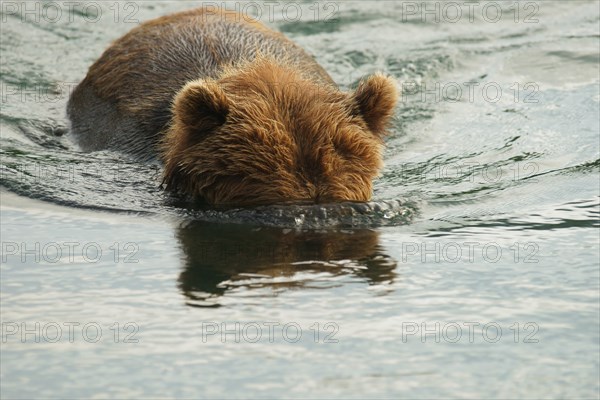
left=67, top=7, right=398, bottom=206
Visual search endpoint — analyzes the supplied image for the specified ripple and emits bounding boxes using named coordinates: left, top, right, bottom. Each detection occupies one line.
left=1, top=124, right=418, bottom=228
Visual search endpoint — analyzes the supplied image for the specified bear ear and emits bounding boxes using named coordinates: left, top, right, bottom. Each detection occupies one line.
left=352, top=74, right=398, bottom=136
left=173, top=79, right=229, bottom=136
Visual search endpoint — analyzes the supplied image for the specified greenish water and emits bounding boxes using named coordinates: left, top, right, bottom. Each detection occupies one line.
left=1, top=1, right=599, bottom=398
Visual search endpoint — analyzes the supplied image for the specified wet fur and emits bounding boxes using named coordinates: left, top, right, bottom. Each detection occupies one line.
left=67, top=7, right=398, bottom=205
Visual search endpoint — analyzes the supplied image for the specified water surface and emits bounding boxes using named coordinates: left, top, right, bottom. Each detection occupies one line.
left=1, top=1, right=599, bottom=398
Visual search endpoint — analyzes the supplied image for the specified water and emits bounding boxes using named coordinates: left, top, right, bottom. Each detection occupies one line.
left=1, top=1, right=599, bottom=398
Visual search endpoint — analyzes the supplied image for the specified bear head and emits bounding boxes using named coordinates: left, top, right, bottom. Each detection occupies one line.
left=161, top=58, right=398, bottom=206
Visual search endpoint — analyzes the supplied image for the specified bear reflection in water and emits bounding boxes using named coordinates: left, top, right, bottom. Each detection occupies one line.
left=176, top=222, right=397, bottom=307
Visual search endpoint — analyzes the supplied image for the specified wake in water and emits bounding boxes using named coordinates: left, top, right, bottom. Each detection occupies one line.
left=0, top=120, right=417, bottom=228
